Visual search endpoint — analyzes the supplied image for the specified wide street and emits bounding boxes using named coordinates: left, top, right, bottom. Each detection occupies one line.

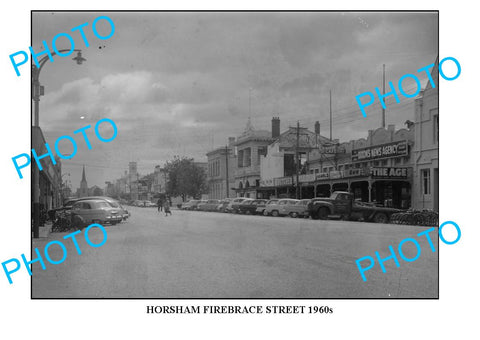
left=32, top=206, right=438, bottom=298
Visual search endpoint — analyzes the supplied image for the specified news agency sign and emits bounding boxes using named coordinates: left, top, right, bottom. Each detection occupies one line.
left=351, top=140, right=408, bottom=162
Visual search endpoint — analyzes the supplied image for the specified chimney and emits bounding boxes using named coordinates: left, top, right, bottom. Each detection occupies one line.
left=314, top=121, right=320, bottom=134
left=228, top=137, right=235, bottom=147
left=272, top=117, right=280, bottom=138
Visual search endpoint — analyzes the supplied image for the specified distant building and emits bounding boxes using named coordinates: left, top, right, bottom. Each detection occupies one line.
left=412, top=57, right=439, bottom=212
left=89, top=185, right=104, bottom=196
left=206, top=137, right=236, bottom=199
left=129, top=161, right=139, bottom=200
left=104, top=181, right=115, bottom=197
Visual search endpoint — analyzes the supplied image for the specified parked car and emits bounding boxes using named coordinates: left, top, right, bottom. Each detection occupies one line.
left=144, top=200, right=157, bottom=207
left=255, top=199, right=278, bottom=215
left=225, top=198, right=249, bottom=213
left=231, top=198, right=254, bottom=213
left=197, top=199, right=221, bottom=211
left=279, top=199, right=310, bottom=218
left=70, top=199, right=123, bottom=228
left=264, top=199, right=299, bottom=217
left=182, top=200, right=200, bottom=210
left=76, top=196, right=130, bottom=220
left=238, top=199, right=267, bottom=214
left=306, top=191, right=402, bottom=222
left=216, top=199, right=232, bottom=212
left=194, top=200, right=208, bottom=210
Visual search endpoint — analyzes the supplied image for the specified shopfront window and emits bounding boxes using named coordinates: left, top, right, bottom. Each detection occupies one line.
left=422, top=169, right=431, bottom=195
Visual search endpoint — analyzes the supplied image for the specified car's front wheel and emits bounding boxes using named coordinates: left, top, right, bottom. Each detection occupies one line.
left=290, top=212, right=298, bottom=218
left=271, top=210, right=279, bottom=217
left=318, top=207, right=329, bottom=220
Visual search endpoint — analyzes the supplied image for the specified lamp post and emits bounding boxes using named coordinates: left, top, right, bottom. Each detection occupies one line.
left=32, top=50, right=85, bottom=238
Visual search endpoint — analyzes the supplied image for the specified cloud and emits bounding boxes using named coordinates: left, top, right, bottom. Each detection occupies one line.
left=35, top=12, right=437, bottom=188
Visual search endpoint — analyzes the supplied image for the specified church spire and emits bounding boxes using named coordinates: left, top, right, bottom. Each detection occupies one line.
left=81, top=165, right=87, bottom=182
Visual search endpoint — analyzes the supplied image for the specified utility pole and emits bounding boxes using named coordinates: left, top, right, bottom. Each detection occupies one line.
left=329, top=90, right=332, bottom=141
left=296, top=121, right=300, bottom=199
left=382, top=64, right=386, bottom=128
left=225, top=145, right=229, bottom=198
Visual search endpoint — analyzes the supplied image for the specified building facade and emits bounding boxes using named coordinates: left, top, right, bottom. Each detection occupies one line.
left=234, top=118, right=275, bottom=198
left=306, top=125, right=414, bottom=208
left=259, top=121, right=329, bottom=199
left=412, top=57, right=439, bottom=212
left=206, top=137, right=236, bottom=199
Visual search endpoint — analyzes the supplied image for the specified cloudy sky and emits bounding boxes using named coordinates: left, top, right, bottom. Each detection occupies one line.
left=32, top=11, right=438, bottom=190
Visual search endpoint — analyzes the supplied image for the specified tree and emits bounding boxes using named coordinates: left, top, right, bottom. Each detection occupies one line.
left=164, top=156, right=207, bottom=201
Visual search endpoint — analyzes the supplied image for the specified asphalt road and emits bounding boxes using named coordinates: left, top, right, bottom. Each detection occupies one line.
left=32, top=206, right=438, bottom=298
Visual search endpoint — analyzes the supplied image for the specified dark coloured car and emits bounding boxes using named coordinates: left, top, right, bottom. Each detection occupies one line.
left=229, top=198, right=254, bottom=213
left=238, top=199, right=267, bottom=214
left=306, top=191, right=402, bottom=222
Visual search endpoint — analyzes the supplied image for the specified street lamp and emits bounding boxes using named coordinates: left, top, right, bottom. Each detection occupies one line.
left=32, top=50, right=85, bottom=238
left=32, top=50, right=85, bottom=127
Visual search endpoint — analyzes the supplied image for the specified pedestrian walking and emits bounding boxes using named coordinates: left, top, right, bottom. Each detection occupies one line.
left=157, top=197, right=163, bottom=212
left=164, top=199, right=172, bottom=216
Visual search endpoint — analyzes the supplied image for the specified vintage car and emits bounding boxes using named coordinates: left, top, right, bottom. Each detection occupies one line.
left=264, top=199, right=299, bottom=217
left=255, top=199, right=278, bottom=215
left=181, top=200, right=200, bottom=210
left=194, top=200, right=208, bottom=210
left=70, top=199, right=123, bottom=228
left=279, top=199, right=310, bottom=218
left=225, top=198, right=250, bottom=213
left=238, top=199, right=267, bottom=214
left=306, top=191, right=402, bottom=223
left=76, top=196, right=130, bottom=220
left=197, top=199, right=220, bottom=212
left=216, top=199, right=233, bottom=212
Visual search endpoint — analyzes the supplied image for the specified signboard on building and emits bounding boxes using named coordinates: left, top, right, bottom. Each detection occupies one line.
left=319, top=144, right=346, bottom=154
left=344, top=168, right=366, bottom=177
left=298, top=174, right=315, bottom=183
left=329, top=170, right=344, bottom=179
left=370, top=167, right=410, bottom=179
left=316, top=172, right=330, bottom=180
left=260, top=178, right=274, bottom=187
left=352, top=140, right=408, bottom=162
left=274, top=177, right=293, bottom=186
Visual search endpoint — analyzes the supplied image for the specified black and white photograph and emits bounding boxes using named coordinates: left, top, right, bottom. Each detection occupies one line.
left=29, top=11, right=440, bottom=299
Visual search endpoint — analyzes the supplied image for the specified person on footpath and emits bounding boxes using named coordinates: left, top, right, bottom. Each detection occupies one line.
left=157, top=197, right=163, bottom=212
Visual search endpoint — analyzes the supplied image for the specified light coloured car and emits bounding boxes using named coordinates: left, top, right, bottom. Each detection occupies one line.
left=197, top=199, right=221, bottom=211
left=255, top=199, right=278, bottom=215
left=70, top=199, right=123, bottom=228
left=77, top=196, right=130, bottom=220
left=264, top=199, right=299, bottom=217
left=181, top=200, right=199, bottom=210
left=225, top=198, right=249, bottom=213
left=216, top=198, right=233, bottom=212
left=279, top=199, right=310, bottom=217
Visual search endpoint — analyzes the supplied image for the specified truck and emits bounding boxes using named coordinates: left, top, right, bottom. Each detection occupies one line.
left=306, top=191, right=402, bottom=223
